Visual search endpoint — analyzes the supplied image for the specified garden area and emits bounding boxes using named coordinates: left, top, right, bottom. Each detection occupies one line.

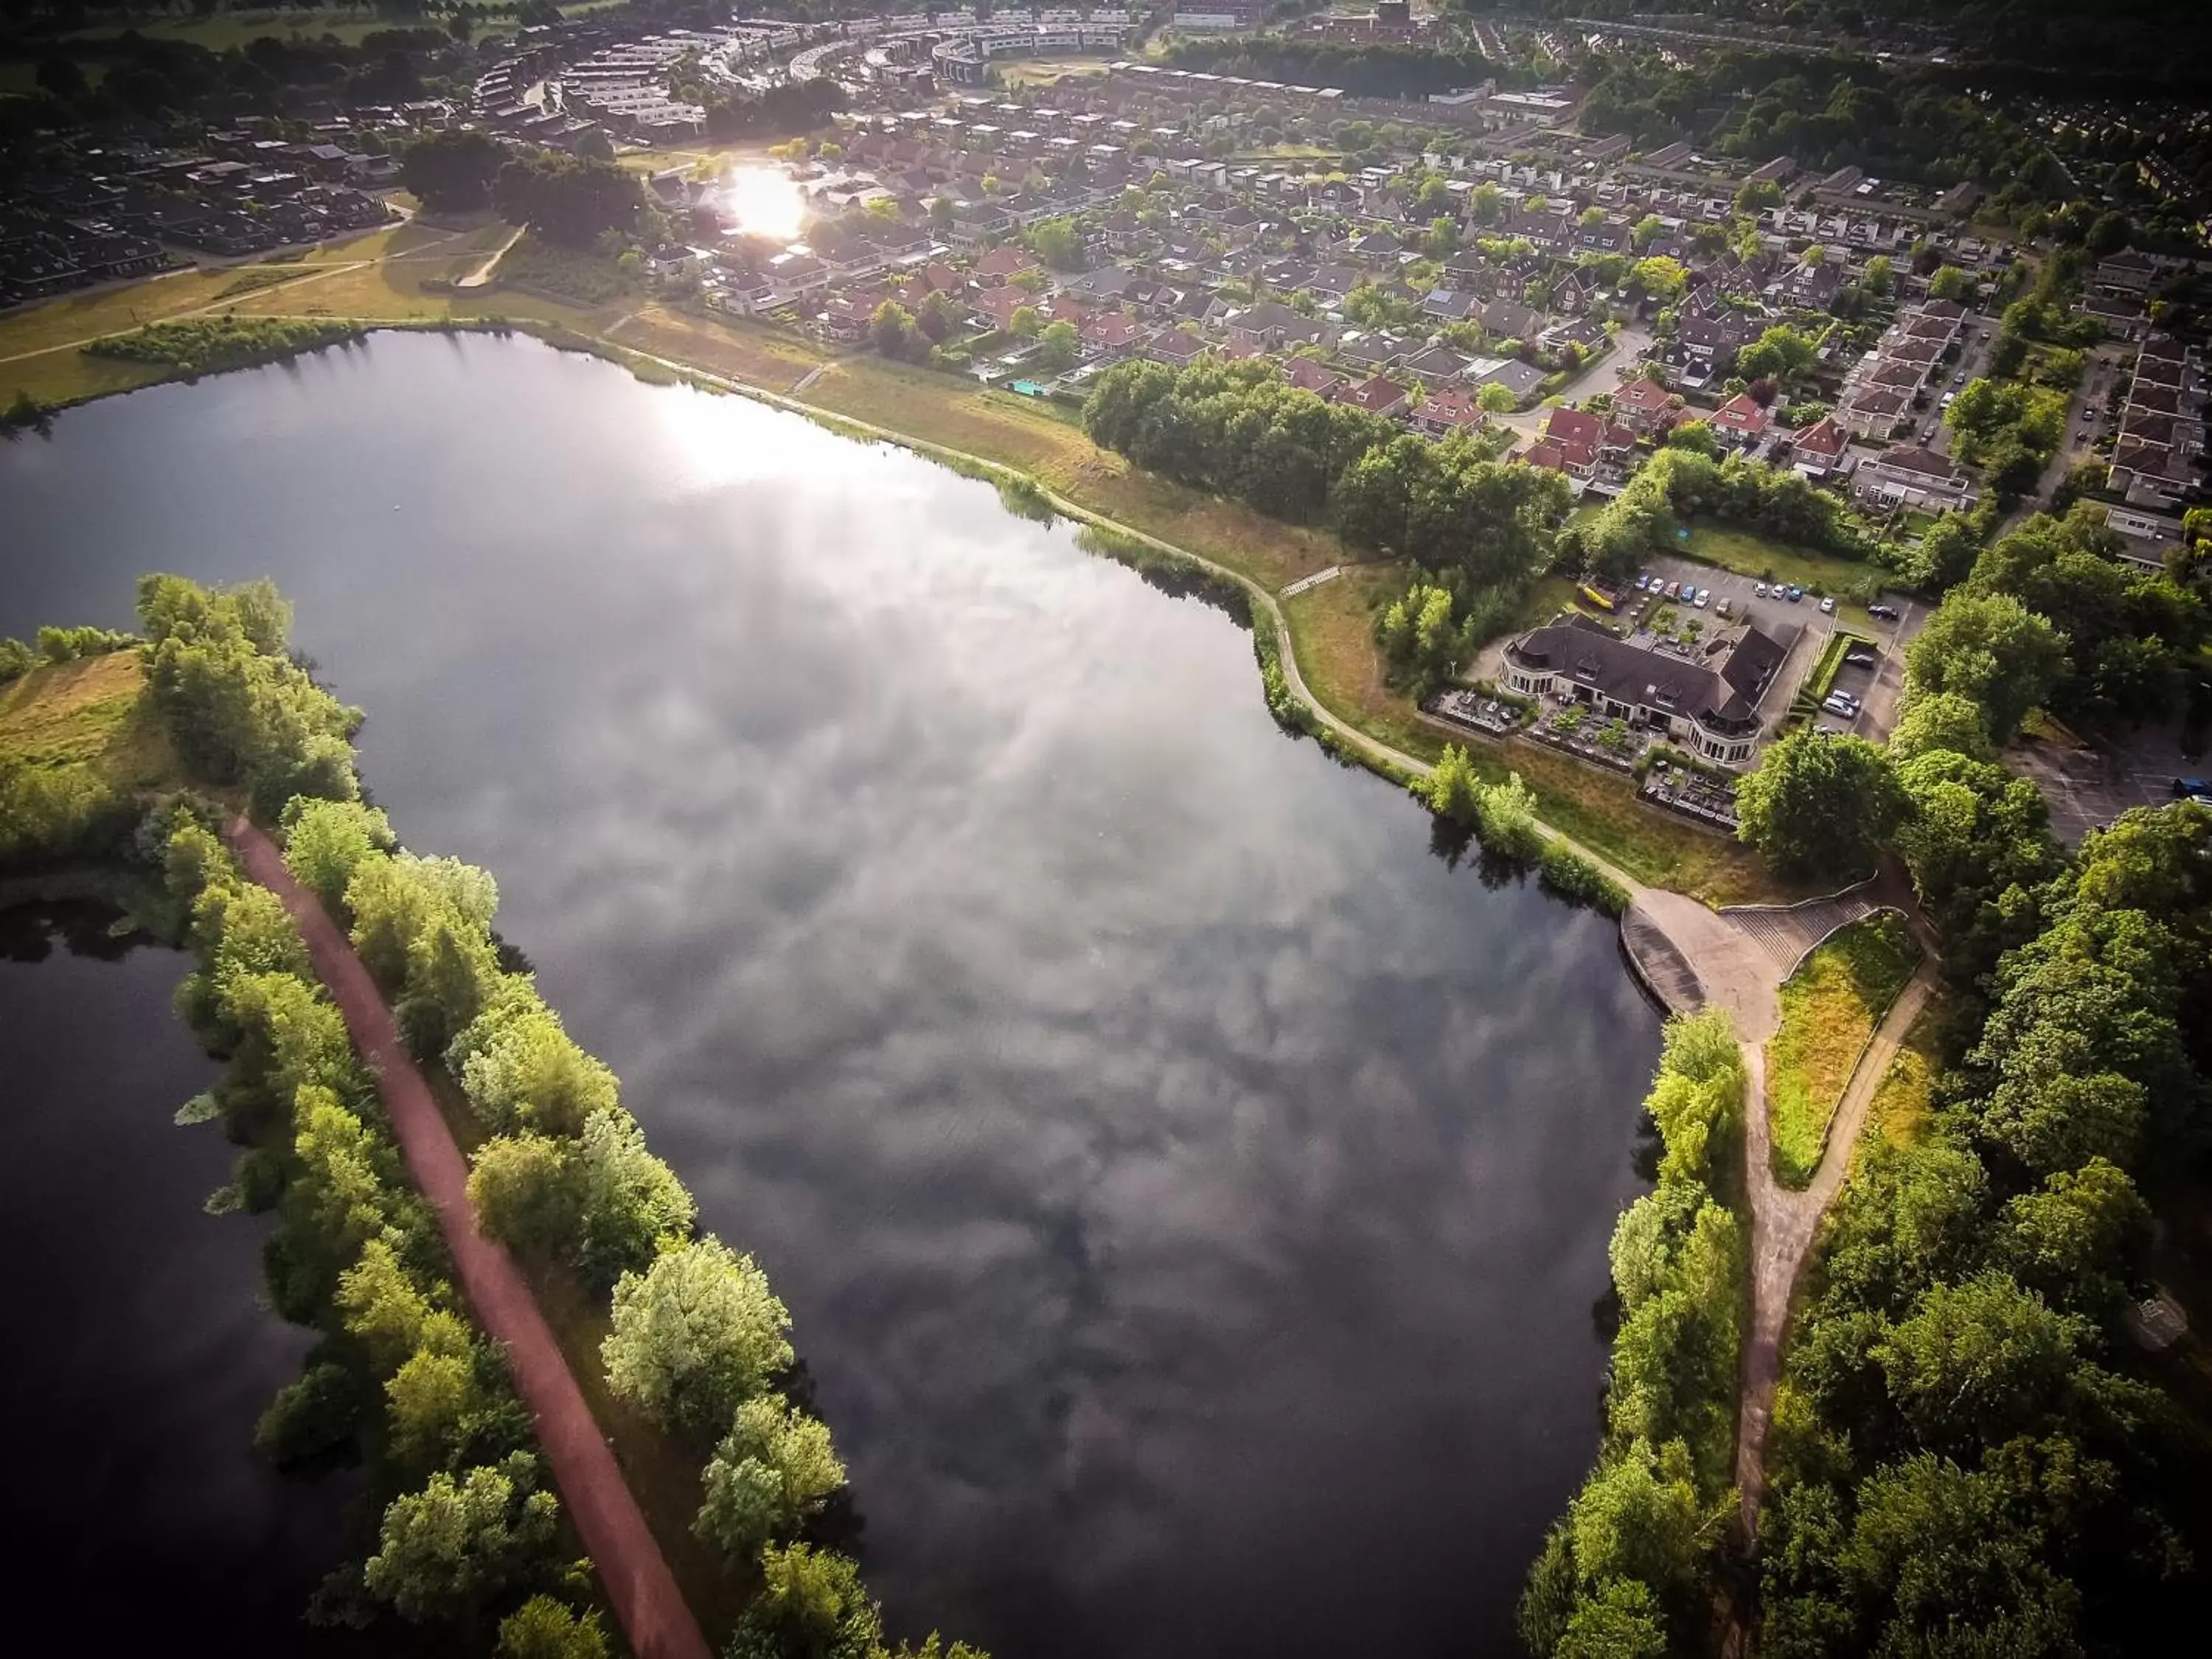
left=1765, top=912, right=1924, bottom=1186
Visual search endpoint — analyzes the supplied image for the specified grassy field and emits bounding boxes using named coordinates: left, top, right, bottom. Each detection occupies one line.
left=0, top=652, right=177, bottom=794
left=1863, top=997, right=1944, bottom=1154
left=1767, top=913, right=1924, bottom=1186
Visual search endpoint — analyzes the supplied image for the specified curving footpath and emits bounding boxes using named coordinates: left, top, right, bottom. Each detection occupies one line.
left=1732, top=961, right=1935, bottom=1533
left=223, top=819, right=712, bottom=1659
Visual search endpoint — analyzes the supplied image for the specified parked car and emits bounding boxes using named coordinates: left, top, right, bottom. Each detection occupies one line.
left=1819, top=594, right=1837, bottom=614
left=2174, top=777, right=2212, bottom=799
left=1823, top=692, right=1860, bottom=718
left=1694, top=588, right=1710, bottom=608
left=1716, top=597, right=1733, bottom=619
left=1868, top=602, right=1900, bottom=620
left=1664, top=580, right=1680, bottom=599
left=1754, top=581, right=1769, bottom=598
left=1844, top=647, right=1878, bottom=668
left=1786, top=585, right=1804, bottom=602
left=1633, top=574, right=1649, bottom=591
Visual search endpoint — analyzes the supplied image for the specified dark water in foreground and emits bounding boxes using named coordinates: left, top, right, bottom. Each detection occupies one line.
left=0, top=909, right=363, bottom=1646
left=0, top=332, right=1660, bottom=1657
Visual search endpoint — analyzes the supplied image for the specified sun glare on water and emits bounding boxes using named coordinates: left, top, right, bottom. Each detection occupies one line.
left=720, top=166, right=806, bottom=241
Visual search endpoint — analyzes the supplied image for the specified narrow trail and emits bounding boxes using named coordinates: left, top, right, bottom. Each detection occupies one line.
left=223, top=819, right=713, bottom=1659
left=1733, top=963, right=1935, bottom=1531
left=456, top=224, right=528, bottom=290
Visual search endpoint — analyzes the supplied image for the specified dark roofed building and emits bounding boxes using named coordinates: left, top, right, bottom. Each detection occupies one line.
left=1501, top=613, right=1792, bottom=767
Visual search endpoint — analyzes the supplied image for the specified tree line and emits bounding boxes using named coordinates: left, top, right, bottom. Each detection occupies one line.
left=1082, top=358, right=1572, bottom=586
left=1565, top=448, right=1882, bottom=581
left=1520, top=1008, right=1748, bottom=1656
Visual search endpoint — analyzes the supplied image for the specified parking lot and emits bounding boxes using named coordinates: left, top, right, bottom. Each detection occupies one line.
left=1631, top=553, right=1924, bottom=742
left=2010, top=723, right=2209, bottom=846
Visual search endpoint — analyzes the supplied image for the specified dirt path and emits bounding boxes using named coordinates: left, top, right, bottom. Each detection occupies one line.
left=456, top=225, right=528, bottom=291
left=1732, top=961, right=1935, bottom=1532
left=223, top=819, right=712, bottom=1659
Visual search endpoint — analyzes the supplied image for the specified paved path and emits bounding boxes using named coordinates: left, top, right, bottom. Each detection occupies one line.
left=223, top=819, right=712, bottom=1659
left=1733, top=963, right=1934, bottom=1531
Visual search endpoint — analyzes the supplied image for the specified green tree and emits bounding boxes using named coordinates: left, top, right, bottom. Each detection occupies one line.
left=1037, top=319, right=1079, bottom=371
left=386, top=1344, right=479, bottom=1467
left=467, top=1133, right=579, bottom=1259
left=1630, top=255, right=1687, bottom=301
left=1027, top=217, right=1083, bottom=271
left=1929, top=265, right=1977, bottom=302
left=1478, top=381, right=1518, bottom=414
left=602, top=1237, right=793, bottom=1437
left=573, top=1107, right=697, bottom=1287
left=1864, top=254, right=1893, bottom=296
left=1558, top=1577, right=1668, bottom=1659
left=871, top=301, right=919, bottom=361
left=1905, top=591, right=2067, bottom=742
left=363, top=1457, right=561, bottom=1624
left=1874, top=1271, right=2089, bottom=1450
left=282, top=798, right=395, bottom=917
left=728, top=1545, right=882, bottom=1659
left=1568, top=1438, right=1708, bottom=1593
left=1664, top=419, right=1718, bottom=456
left=1009, top=305, right=1040, bottom=338
left=451, top=998, right=619, bottom=1136
left=695, top=1396, right=848, bottom=1558
left=336, top=1237, right=449, bottom=1376
left=400, top=129, right=505, bottom=211
left=498, top=1597, right=609, bottom=1659
left=1735, top=732, right=1905, bottom=879
left=1735, top=178, right=1783, bottom=214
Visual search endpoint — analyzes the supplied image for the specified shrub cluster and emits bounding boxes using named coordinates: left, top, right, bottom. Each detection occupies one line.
left=1521, top=1010, right=1747, bottom=1656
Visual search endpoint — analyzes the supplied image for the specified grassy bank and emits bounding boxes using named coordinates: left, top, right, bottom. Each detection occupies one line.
left=1765, top=912, right=1924, bottom=1186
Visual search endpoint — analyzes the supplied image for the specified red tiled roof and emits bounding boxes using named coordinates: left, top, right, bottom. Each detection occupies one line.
left=1714, top=393, right=1771, bottom=434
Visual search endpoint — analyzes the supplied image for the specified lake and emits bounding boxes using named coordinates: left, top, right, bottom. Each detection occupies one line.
left=0, top=906, right=369, bottom=1649
left=0, top=331, right=1660, bottom=1656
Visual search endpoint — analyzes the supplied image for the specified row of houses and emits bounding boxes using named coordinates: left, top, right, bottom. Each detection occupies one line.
left=2106, top=332, right=2204, bottom=543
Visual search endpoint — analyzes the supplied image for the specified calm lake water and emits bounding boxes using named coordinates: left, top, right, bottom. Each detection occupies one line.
left=0, top=332, right=1660, bottom=1657
left=0, top=910, right=366, bottom=1648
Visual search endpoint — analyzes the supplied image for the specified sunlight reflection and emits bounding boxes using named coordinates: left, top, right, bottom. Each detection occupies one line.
left=717, top=166, right=807, bottom=242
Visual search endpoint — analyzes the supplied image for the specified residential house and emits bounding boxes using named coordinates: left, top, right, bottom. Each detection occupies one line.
left=1335, top=374, right=1411, bottom=418
left=1409, top=386, right=1487, bottom=437
left=1788, top=415, right=1854, bottom=481
left=1282, top=355, right=1346, bottom=397
left=1401, top=344, right=1470, bottom=386
left=1711, top=393, right=1773, bottom=449
left=1837, top=386, right=1911, bottom=440
left=1853, top=445, right=1979, bottom=512
left=1613, top=377, right=1678, bottom=437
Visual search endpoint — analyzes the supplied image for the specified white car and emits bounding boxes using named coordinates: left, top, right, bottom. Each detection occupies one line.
left=1823, top=691, right=1860, bottom=718
left=1819, top=595, right=1837, bottom=614
left=1694, top=588, right=1710, bottom=608
left=1754, top=582, right=1769, bottom=597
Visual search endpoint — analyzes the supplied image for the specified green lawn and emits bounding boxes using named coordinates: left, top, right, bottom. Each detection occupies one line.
left=0, top=652, right=178, bottom=795
left=1767, top=913, right=1924, bottom=1187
